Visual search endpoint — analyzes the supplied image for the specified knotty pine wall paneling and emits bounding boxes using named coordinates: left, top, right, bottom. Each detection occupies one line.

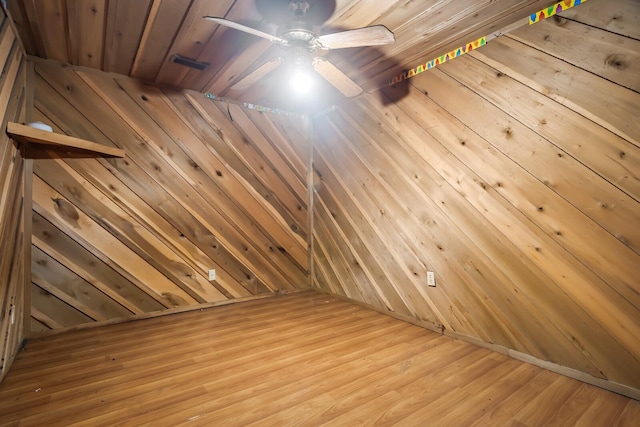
left=29, top=61, right=309, bottom=331
left=311, top=0, right=640, bottom=392
left=0, top=10, right=28, bottom=381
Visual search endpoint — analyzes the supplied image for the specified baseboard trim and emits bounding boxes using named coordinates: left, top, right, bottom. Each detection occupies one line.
left=446, top=330, right=640, bottom=401
left=27, top=289, right=310, bottom=340
left=320, top=289, right=640, bottom=401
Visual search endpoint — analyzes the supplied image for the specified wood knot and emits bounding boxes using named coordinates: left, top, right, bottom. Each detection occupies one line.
left=552, top=16, right=568, bottom=26
left=162, top=292, right=186, bottom=307
left=141, top=95, right=148, bottom=101
left=605, top=54, right=628, bottom=70
left=52, top=197, right=80, bottom=224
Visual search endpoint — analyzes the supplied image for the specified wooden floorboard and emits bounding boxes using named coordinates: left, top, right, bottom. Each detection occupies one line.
left=0, top=290, right=637, bottom=426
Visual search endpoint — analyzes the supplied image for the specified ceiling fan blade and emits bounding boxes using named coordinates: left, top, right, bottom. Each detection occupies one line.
left=316, top=25, right=395, bottom=50
left=230, top=57, right=284, bottom=92
left=203, top=16, right=287, bottom=44
left=312, top=58, right=362, bottom=97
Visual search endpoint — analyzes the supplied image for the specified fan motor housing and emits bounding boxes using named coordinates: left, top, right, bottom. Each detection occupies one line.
left=278, top=20, right=319, bottom=53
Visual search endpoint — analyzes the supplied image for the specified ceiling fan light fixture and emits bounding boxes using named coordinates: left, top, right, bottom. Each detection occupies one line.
left=204, top=0, right=394, bottom=99
left=289, top=67, right=314, bottom=94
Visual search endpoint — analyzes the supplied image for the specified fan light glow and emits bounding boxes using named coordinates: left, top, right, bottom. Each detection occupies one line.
left=290, top=68, right=314, bottom=94
left=203, top=0, right=394, bottom=98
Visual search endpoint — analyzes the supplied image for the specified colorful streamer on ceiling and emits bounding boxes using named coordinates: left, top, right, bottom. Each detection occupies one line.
left=529, top=0, right=587, bottom=24
left=389, top=36, right=486, bottom=86
left=388, top=0, right=588, bottom=86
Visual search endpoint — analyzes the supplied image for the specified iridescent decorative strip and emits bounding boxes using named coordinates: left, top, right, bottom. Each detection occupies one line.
left=204, top=93, right=303, bottom=117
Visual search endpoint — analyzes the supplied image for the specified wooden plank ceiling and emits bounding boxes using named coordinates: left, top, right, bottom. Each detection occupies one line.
left=8, top=0, right=556, bottom=112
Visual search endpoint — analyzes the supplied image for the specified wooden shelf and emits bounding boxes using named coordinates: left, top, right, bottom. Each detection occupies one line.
left=7, top=122, right=125, bottom=158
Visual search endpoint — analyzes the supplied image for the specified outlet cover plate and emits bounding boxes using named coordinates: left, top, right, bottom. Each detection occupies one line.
left=427, top=271, right=436, bottom=287
left=208, top=269, right=216, bottom=281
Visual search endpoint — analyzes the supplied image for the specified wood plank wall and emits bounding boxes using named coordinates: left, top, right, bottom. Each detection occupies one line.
left=28, top=61, right=309, bottom=332
left=0, top=10, right=28, bottom=382
left=311, top=0, right=640, bottom=391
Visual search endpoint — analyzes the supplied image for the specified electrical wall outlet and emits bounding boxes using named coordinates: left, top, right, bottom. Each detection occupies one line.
left=208, top=269, right=216, bottom=281
left=427, top=271, right=436, bottom=287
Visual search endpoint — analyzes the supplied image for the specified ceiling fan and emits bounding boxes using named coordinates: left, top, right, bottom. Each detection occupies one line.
left=204, top=0, right=395, bottom=98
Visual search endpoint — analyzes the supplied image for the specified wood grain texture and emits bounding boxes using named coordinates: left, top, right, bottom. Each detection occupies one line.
left=0, top=10, right=27, bottom=383
left=1, top=0, right=638, bottom=402
left=0, top=291, right=637, bottom=425
left=509, top=16, right=640, bottom=93
left=7, top=122, right=125, bottom=157
left=103, top=0, right=152, bottom=76
left=312, top=0, right=640, bottom=391
left=27, top=60, right=309, bottom=331
left=6, top=0, right=563, bottom=112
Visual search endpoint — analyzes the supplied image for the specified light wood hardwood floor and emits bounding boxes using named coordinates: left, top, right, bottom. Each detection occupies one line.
left=0, top=291, right=638, bottom=426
